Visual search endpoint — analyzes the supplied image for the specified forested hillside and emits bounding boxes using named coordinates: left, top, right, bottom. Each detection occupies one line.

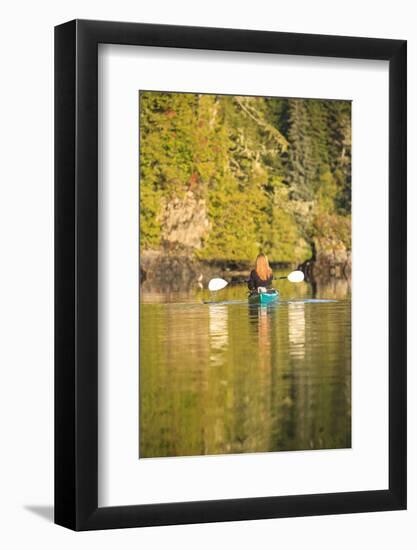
left=139, top=91, right=351, bottom=265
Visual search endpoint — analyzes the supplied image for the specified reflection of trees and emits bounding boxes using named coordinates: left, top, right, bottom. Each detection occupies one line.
left=270, top=300, right=351, bottom=452
left=140, top=293, right=351, bottom=458
left=288, top=303, right=305, bottom=359
left=243, top=306, right=273, bottom=452
left=140, top=303, right=211, bottom=457
left=310, top=275, right=351, bottom=300
left=209, top=305, right=228, bottom=364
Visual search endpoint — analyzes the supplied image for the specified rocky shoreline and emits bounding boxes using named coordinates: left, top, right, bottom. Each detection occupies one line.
left=140, top=249, right=351, bottom=293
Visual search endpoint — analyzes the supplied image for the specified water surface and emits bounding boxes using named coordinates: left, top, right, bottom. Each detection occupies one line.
left=140, top=274, right=351, bottom=458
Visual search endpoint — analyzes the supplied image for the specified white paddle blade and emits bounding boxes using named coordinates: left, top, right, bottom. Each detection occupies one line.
left=208, top=278, right=228, bottom=291
left=287, top=270, right=304, bottom=283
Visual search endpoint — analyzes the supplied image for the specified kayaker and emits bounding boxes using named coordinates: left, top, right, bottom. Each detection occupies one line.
left=248, top=253, right=273, bottom=291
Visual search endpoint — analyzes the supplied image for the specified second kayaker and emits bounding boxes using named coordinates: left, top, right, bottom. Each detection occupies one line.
left=247, top=253, right=274, bottom=291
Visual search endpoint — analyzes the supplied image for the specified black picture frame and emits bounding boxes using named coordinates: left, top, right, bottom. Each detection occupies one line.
left=55, top=19, right=407, bottom=531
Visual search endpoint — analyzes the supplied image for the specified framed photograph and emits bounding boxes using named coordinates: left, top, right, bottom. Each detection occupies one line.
left=55, top=19, right=406, bottom=530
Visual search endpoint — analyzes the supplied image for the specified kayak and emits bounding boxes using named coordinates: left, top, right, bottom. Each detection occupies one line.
left=248, top=289, right=280, bottom=305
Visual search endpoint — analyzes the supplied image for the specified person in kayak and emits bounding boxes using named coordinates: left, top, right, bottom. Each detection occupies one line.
left=248, top=253, right=273, bottom=291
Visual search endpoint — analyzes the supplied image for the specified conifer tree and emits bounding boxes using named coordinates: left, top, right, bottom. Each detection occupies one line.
left=139, top=92, right=352, bottom=264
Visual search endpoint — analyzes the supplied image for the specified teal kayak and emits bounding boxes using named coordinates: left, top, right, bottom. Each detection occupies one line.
left=248, top=289, right=280, bottom=305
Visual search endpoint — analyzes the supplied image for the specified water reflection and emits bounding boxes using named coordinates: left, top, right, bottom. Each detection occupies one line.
left=139, top=273, right=351, bottom=458
left=209, top=305, right=229, bottom=365
left=288, top=302, right=306, bottom=359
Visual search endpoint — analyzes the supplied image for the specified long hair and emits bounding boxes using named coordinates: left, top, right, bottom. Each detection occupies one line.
left=255, top=253, right=272, bottom=281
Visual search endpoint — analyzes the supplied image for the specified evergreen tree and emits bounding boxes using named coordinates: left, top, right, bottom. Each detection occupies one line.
left=139, top=92, right=352, bottom=264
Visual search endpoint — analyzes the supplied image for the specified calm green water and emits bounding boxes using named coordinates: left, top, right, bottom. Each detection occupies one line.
left=139, top=274, right=351, bottom=458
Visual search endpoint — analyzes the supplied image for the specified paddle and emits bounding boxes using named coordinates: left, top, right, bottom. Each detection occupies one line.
left=208, top=270, right=304, bottom=291
left=275, top=270, right=305, bottom=283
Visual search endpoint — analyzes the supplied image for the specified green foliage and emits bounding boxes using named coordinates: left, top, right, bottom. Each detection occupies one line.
left=312, top=212, right=352, bottom=253
left=139, top=91, right=352, bottom=262
left=139, top=185, right=163, bottom=248
left=317, top=170, right=338, bottom=213
left=198, top=174, right=262, bottom=261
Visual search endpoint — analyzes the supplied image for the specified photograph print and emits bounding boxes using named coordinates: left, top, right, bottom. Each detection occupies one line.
left=139, top=90, right=351, bottom=459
